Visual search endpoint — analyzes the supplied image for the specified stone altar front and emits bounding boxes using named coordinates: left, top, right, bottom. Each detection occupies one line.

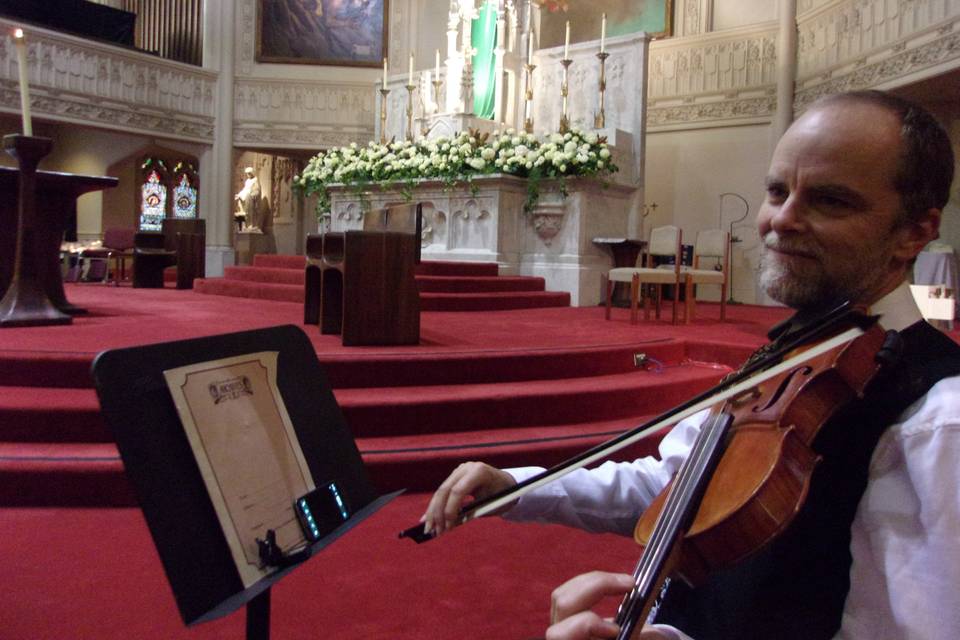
left=325, top=174, right=638, bottom=307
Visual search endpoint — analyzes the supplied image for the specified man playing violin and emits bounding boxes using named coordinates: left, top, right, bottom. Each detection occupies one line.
left=420, top=90, right=960, bottom=640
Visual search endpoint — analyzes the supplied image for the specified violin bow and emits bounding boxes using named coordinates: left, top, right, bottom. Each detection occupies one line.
left=400, top=302, right=878, bottom=543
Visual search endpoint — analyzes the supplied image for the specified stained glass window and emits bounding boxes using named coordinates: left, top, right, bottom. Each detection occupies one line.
left=173, top=173, right=198, bottom=218
left=140, top=170, right=167, bottom=231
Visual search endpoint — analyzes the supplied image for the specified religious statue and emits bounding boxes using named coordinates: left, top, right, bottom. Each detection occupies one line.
left=234, top=167, right=261, bottom=232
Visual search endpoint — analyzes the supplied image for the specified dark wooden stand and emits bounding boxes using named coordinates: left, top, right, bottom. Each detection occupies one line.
left=0, top=135, right=118, bottom=326
left=593, top=237, right=646, bottom=307
left=0, top=135, right=69, bottom=327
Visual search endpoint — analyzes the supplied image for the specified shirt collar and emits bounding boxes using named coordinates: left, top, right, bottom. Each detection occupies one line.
left=868, top=280, right=923, bottom=332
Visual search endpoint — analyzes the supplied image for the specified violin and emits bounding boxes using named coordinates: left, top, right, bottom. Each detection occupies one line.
left=400, top=302, right=884, bottom=545
left=612, top=307, right=891, bottom=639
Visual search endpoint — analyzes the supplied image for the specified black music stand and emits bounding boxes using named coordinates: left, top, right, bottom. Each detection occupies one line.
left=91, top=325, right=399, bottom=639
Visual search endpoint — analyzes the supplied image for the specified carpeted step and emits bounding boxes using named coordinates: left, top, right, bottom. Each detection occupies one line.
left=336, top=364, right=729, bottom=438
left=360, top=417, right=669, bottom=493
left=193, top=277, right=303, bottom=302
left=0, top=386, right=111, bottom=442
left=194, top=279, right=570, bottom=310
left=0, top=417, right=671, bottom=505
left=416, top=260, right=499, bottom=277
left=223, top=265, right=305, bottom=285
left=416, top=275, right=545, bottom=293
left=419, top=291, right=570, bottom=311
left=318, top=340, right=693, bottom=388
left=0, top=360, right=726, bottom=445
left=0, top=352, right=94, bottom=388
left=0, top=442, right=134, bottom=506
left=252, top=254, right=306, bottom=269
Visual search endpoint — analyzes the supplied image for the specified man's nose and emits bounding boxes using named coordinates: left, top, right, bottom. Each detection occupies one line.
left=768, top=196, right=808, bottom=233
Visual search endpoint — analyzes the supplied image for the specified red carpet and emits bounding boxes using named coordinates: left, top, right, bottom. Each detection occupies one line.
left=0, top=282, right=796, bottom=639
left=193, top=255, right=572, bottom=310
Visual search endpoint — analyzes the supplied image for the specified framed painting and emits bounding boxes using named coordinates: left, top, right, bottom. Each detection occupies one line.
left=257, top=0, right=388, bottom=67
left=541, top=0, right=673, bottom=49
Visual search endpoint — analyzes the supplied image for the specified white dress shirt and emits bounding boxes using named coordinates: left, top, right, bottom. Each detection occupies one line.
left=505, top=282, right=960, bottom=639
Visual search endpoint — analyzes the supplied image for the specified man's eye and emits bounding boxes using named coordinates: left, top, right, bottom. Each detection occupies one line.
left=766, top=186, right=787, bottom=202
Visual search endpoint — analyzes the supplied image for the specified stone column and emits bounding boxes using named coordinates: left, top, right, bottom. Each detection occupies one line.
left=201, top=0, right=236, bottom=275
left=772, top=0, right=798, bottom=149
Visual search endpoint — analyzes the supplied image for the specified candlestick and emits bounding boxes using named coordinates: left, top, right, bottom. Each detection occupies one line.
left=523, top=61, right=536, bottom=134
left=594, top=51, right=609, bottom=129
left=408, top=53, right=414, bottom=87
left=13, top=29, right=32, bottom=137
left=382, top=57, right=388, bottom=90
left=559, top=58, right=572, bottom=133
left=600, top=13, right=607, bottom=53
left=405, top=84, right=416, bottom=142
left=564, top=21, right=570, bottom=60
left=379, top=87, right=390, bottom=144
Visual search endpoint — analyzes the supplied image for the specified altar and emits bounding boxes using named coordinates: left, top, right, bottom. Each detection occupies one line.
left=325, top=174, right=636, bottom=307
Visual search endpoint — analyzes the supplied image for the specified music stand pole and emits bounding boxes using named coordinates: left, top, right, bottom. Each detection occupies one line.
left=246, top=588, right=270, bottom=640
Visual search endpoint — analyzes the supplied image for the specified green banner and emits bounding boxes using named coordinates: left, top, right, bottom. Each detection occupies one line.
left=471, top=2, right=498, bottom=119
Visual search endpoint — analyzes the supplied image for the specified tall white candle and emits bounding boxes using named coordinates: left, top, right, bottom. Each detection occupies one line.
left=564, top=21, right=570, bottom=59
left=382, top=57, right=388, bottom=89
left=408, top=53, right=414, bottom=86
left=527, top=29, right=534, bottom=63
left=435, top=49, right=440, bottom=79
left=13, top=29, right=32, bottom=136
left=600, top=13, right=607, bottom=53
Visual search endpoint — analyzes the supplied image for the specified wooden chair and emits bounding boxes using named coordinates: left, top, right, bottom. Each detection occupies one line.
left=681, top=229, right=730, bottom=323
left=79, top=227, right=136, bottom=285
left=605, top=225, right=683, bottom=324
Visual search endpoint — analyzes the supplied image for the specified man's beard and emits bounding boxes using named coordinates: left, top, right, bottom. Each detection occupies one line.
left=759, top=232, right=880, bottom=310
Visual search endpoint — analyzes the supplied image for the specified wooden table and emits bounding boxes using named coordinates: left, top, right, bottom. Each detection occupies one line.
left=0, top=166, right=118, bottom=319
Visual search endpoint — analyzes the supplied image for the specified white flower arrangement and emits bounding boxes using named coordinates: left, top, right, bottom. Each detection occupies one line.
left=293, top=128, right=619, bottom=217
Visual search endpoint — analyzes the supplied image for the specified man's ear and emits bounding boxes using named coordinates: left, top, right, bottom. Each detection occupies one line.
left=893, top=207, right=941, bottom=263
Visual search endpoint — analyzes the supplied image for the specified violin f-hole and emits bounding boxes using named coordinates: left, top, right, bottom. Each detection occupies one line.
left=753, top=365, right=813, bottom=413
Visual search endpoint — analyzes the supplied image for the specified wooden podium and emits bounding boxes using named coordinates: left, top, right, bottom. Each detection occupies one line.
left=0, top=135, right=118, bottom=325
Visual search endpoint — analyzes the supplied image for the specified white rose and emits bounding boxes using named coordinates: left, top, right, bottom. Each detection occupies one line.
left=599, top=148, right=611, bottom=159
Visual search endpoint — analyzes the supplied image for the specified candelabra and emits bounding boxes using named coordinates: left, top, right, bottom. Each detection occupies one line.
left=523, top=62, right=536, bottom=134
left=594, top=51, right=610, bottom=129
left=405, top=84, right=416, bottom=141
left=559, top=58, right=572, bottom=133
left=379, top=88, right=390, bottom=144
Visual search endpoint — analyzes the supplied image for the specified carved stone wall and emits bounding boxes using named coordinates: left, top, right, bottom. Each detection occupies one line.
left=795, top=0, right=960, bottom=108
left=648, top=0, right=960, bottom=130
left=233, top=80, right=376, bottom=149
left=0, top=18, right=216, bottom=141
left=647, top=24, right=779, bottom=130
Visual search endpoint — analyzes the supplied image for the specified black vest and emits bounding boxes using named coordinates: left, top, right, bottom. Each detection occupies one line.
left=654, top=320, right=960, bottom=640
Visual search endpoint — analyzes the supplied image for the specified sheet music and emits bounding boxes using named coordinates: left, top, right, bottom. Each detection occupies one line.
left=164, top=352, right=315, bottom=588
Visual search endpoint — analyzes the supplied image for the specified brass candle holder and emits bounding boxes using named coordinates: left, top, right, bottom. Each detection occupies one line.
left=379, top=87, right=390, bottom=144
left=594, top=51, right=609, bottom=129
left=559, top=58, right=572, bottom=133
left=523, top=62, right=536, bottom=134
left=432, top=79, right=443, bottom=114
left=405, top=83, right=416, bottom=141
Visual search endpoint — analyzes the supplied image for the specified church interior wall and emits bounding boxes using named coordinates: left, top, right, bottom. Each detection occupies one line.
left=645, top=122, right=772, bottom=305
